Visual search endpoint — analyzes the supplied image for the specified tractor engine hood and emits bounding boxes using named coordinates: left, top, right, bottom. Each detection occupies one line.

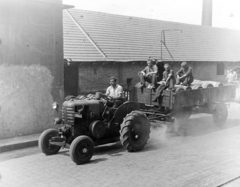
left=63, top=99, right=103, bottom=108
left=62, top=99, right=105, bottom=120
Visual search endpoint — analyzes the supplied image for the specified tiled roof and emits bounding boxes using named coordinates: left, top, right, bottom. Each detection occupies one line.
left=63, top=9, right=240, bottom=62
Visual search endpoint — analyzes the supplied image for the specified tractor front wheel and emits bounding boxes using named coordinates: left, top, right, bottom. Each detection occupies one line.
left=120, top=111, right=150, bottom=152
left=70, top=136, right=94, bottom=165
left=38, top=129, right=61, bottom=155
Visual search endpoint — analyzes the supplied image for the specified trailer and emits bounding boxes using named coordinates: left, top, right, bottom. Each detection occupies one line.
left=130, top=83, right=236, bottom=135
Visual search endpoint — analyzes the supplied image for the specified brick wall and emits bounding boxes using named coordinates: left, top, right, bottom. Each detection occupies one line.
left=77, top=62, right=146, bottom=94
left=78, top=63, right=120, bottom=93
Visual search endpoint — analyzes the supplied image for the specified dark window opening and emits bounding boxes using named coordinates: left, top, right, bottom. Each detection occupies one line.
left=217, top=62, right=224, bottom=75
left=94, top=68, right=97, bottom=75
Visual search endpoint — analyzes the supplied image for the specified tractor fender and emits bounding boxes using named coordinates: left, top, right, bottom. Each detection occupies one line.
left=111, top=101, right=141, bottom=125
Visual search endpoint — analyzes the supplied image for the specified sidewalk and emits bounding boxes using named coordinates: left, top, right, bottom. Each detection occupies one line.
left=0, top=133, right=40, bottom=153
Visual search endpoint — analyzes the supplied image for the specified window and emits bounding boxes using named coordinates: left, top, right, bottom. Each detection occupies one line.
left=217, top=62, right=224, bottom=75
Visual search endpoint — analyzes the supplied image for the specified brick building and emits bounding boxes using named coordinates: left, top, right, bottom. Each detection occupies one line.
left=63, top=9, right=240, bottom=96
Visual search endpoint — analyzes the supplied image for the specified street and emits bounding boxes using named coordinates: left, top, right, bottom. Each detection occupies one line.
left=0, top=103, right=240, bottom=187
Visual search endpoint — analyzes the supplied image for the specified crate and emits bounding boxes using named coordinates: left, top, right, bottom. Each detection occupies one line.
left=162, top=90, right=172, bottom=108
left=131, top=87, right=155, bottom=105
left=131, top=87, right=172, bottom=107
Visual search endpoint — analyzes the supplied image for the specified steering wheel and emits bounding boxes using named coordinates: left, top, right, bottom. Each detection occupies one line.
left=106, top=95, right=114, bottom=103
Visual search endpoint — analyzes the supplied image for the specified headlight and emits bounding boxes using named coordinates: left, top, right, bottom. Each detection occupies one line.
left=77, top=105, right=85, bottom=113
left=52, top=102, right=59, bottom=111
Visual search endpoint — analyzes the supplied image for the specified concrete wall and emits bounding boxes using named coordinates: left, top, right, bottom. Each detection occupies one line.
left=76, top=61, right=240, bottom=94
left=0, top=0, right=63, bottom=139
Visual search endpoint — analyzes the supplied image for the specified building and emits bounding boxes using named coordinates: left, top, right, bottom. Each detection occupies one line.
left=63, top=9, right=240, bottom=96
left=0, top=0, right=64, bottom=139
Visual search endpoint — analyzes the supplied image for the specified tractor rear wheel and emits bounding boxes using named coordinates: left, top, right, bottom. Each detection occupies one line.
left=70, top=136, right=94, bottom=165
left=120, top=111, right=150, bottom=152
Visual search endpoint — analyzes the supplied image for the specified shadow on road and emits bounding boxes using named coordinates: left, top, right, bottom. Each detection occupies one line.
left=89, top=157, right=108, bottom=164
left=94, top=142, right=124, bottom=157
left=186, top=116, right=240, bottom=137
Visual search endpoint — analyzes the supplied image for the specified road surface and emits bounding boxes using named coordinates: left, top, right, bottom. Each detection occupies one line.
left=0, top=103, right=240, bottom=187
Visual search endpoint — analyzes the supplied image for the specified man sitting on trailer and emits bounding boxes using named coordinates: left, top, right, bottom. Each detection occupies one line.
left=176, top=61, right=194, bottom=86
left=138, top=58, right=158, bottom=89
left=152, top=63, right=175, bottom=108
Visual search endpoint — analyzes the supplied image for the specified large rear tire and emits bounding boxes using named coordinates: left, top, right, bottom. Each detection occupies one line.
left=120, top=111, right=150, bottom=152
left=39, top=129, right=61, bottom=155
left=70, top=136, right=94, bottom=165
left=212, top=103, right=228, bottom=126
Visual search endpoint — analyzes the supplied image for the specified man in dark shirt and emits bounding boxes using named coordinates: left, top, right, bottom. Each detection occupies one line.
left=176, top=62, right=193, bottom=86
left=153, top=63, right=175, bottom=105
left=155, top=60, right=165, bottom=81
left=139, top=59, right=158, bottom=89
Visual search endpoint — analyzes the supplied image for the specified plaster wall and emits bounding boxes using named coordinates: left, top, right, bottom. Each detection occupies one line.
left=0, top=0, right=63, bottom=139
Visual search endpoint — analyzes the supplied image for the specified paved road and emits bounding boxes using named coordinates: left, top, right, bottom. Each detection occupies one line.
left=0, top=103, right=240, bottom=187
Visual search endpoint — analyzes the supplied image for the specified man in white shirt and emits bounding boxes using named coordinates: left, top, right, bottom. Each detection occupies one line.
left=105, top=76, right=124, bottom=107
left=226, top=69, right=236, bottom=83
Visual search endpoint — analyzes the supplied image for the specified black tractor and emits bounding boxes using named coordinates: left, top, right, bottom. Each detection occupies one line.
left=39, top=93, right=151, bottom=164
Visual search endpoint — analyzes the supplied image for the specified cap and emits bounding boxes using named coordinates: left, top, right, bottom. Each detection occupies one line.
left=109, top=76, right=117, bottom=81
left=181, top=61, right=187, bottom=67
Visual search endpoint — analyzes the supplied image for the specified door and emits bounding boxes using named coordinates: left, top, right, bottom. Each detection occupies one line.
left=64, top=66, right=79, bottom=97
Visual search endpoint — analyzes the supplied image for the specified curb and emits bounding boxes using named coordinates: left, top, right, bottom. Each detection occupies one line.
left=0, top=140, right=38, bottom=153
left=0, top=133, right=40, bottom=153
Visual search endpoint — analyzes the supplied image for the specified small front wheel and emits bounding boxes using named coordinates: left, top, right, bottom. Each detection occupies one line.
left=70, top=136, right=94, bottom=165
left=39, top=129, right=61, bottom=155
left=212, top=103, right=228, bottom=126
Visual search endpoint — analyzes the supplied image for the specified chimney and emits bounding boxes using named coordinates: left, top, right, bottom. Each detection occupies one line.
left=202, top=0, right=212, bottom=26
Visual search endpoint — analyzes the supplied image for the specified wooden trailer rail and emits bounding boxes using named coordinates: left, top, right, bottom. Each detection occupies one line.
left=172, top=84, right=236, bottom=109
left=131, top=84, right=236, bottom=109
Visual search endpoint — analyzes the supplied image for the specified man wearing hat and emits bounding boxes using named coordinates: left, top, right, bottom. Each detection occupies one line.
left=176, top=62, right=194, bottom=86
left=105, top=76, right=124, bottom=107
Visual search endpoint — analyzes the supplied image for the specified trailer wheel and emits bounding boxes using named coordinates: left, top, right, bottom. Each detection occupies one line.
left=173, top=117, right=187, bottom=136
left=212, top=103, right=228, bottom=126
left=70, top=135, right=94, bottom=165
left=120, top=111, right=150, bottom=152
left=39, top=129, right=61, bottom=155
left=181, top=109, right=191, bottom=120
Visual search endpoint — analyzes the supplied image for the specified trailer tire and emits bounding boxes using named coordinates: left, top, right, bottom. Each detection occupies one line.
left=212, top=103, right=228, bottom=126
left=173, top=117, right=187, bottom=136
left=120, top=111, right=150, bottom=152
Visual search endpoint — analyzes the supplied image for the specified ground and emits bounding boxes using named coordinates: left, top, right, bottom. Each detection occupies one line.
left=0, top=102, right=240, bottom=187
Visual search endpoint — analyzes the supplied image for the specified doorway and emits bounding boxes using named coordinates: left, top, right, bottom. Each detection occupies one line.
left=64, top=65, right=79, bottom=97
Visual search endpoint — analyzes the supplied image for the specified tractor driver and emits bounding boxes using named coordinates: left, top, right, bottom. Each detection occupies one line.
left=105, top=76, right=124, bottom=108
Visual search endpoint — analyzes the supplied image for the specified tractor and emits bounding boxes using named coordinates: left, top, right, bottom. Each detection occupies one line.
left=39, top=93, right=151, bottom=165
